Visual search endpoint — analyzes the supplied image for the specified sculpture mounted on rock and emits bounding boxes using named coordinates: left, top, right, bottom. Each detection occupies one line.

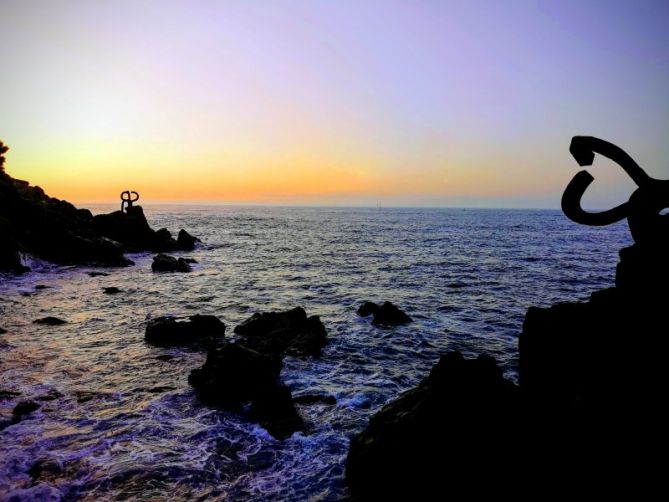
left=562, top=136, right=669, bottom=246
left=120, top=190, right=139, bottom=213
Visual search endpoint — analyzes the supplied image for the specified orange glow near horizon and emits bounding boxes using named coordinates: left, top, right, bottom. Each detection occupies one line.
left=2, top=2, right=668, bottom=208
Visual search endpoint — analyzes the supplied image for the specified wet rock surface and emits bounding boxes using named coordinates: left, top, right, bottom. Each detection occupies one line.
left=234, top=307, right=327, bottom=357
left=346, top=352, right=520, bottom=499
left=145, top=315, right=226, bottom=347
left=151, top=253, right=192, bottom=273
left=188, top=343, right=306, bottom=439
left=357, top=301, right=413, bottom=326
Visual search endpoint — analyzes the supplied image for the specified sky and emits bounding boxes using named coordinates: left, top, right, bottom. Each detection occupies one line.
left=1, top=0, right=668, bottom=207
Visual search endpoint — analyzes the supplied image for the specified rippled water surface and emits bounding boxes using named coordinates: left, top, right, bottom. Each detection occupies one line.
left=0, top=206, right=630, bottom=501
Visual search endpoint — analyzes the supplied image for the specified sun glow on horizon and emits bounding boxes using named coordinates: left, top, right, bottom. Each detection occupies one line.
left=2, top=1, right=668, bottom=207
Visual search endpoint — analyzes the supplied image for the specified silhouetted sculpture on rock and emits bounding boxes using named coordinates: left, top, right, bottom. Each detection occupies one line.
left=562, top=136, right=669, bottom=246
left=120, top=190, right=139, bottom=213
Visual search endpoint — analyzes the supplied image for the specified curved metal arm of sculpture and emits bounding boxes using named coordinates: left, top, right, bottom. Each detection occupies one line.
left=561, top=170, right=630, bottom=226
left=569, top=136, right=651, bottom=187
left=562, top=136, right=669, bottom=246
left=562, top=136, right=651, bottom=227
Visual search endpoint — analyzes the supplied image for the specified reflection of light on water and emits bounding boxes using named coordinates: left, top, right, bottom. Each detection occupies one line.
left=0, top=207, right=631, bottom=500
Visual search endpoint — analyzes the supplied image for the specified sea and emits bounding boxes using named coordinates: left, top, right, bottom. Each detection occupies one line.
left=0, top=206, right=631, bottom=501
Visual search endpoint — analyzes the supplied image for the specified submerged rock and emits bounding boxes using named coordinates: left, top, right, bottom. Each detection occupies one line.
left=234, top=307, right=327, bottom=357
left=357, top=301, right=413, bottom=326
left=28, top=457, right=63, bottom=481
left=33, top=317, right=67, bottom=326
left=346, top=352, right=520, bottom=499
left=151, top=253, right=192, bottom=273
left=145, top=315, right=225, bottom=346
left=88, top=271, right=109, bottom=277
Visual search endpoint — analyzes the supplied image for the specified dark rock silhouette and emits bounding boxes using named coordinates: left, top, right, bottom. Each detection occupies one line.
left=248, top=384, right=306, bottom=440
left=12, top=400, right=40, bottom=421
left=0, top=327, right=6, bottom=334
left=103, top=287, right=121, bottom=294
left=177, top=229, right=199, bottom=250
left=357, top=301, right=413, bottom=326
left=189, top=344, right=283, bottom=406
left=151, top=253, right=192, bottom=272
left=188, top=342, right=305, bottom=439
left=233, top=307, right=327, bottom=357
left=346, top=137, right=668, bottom=498
left=33, top=317, right=67, bottom=326
left=346, top=352, right=520, bottom=499
left=145, top=315, right=225, bottom=346
left=93, top=206, right=182, bottom=253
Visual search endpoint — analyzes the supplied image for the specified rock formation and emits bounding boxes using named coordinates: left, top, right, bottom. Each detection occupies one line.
left=145, top=315, right=226, bottom=346
left=188, top=343, right=305, bottom=439
left=0, top=141, right=198, bottom=273
left=234, top=307, right=327, bottom=357
left=357, top=301, right=413, bottom=326
left=151, top=253, right=192, bottom=273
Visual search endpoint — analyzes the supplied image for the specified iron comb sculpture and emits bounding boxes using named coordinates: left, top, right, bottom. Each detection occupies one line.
left=120, top=190, right=139, bottom=213
left=562, top=136, right=669, bottom=246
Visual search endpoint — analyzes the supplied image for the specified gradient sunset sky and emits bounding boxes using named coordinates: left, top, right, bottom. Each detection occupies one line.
left=1, top=0, right=668, bottom=207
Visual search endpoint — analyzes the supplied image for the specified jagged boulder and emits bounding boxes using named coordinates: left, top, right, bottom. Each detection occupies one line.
left=346, top=352, right=520, bottom=499
left=92, top=206, right=179, bottom=252
left=189, top=343, right=283, bottom=406
left=234, top=307, right=327, bottom=357
left=177, top=229, right=199, bottom=250
left=248, top=384, right=306, bottom=440
left=151, top=253, right=192, bottom=273
left=189, top=343, right=305, bottom=439
left=145, top=315, right=225, bottom=346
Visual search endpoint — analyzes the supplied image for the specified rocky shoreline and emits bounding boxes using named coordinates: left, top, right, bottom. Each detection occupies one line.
left=0, top=169, right=198, bottom=273
left=345, top=241, right=667, bottom=498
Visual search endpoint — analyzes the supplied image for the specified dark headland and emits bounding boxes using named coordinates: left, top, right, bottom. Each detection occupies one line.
left=0, top=140, right=198, bottom=273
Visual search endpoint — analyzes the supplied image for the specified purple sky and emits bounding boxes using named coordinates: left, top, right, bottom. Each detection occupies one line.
left=1, top=1, right=668, bottom=206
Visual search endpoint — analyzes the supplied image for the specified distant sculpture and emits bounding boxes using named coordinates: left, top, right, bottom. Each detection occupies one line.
left=562, top=136, right=669, bottom=246
left=120, top=190, right=140, bottom=213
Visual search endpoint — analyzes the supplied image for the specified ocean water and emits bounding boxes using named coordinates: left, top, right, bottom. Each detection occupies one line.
left=0, top=206, right=631, bottom=501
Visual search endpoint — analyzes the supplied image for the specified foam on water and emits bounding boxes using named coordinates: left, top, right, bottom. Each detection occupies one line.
left=0, top=206, right=630, bottom=500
